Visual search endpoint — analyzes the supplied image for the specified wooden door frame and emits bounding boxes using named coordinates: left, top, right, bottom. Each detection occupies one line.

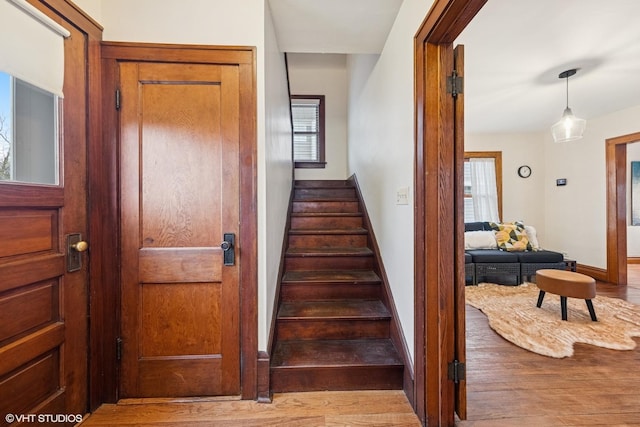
left=96, top=42, right=258, bottom=403
left=606, top=132, right=640, bottom=286
left=413, top=0, right=486, bottom=424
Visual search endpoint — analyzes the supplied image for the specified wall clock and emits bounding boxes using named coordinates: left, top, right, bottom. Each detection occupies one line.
left=517, top=165, right=532, bottom=178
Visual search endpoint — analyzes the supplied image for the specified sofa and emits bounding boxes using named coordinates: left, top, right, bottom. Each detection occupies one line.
left=464, top=221, right=566, bottom=285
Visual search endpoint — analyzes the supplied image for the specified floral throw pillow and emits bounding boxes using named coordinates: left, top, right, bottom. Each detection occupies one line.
left=489, top=221, right=532, bottom=252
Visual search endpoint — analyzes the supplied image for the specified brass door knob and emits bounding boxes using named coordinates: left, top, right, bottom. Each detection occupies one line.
left=71, top=241, right=89, bottom=252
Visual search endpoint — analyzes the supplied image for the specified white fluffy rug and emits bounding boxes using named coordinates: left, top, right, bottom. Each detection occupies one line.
left=465, top=283, right=640, bottom=358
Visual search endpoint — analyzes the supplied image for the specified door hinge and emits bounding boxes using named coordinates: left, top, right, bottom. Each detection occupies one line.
left=447, top=71, right=463, bottom=98
left=116, top=337, right=123, bottom=361
left=115, top=89, right=121, bottom=110
left=448, top=360, right=465, bottom=383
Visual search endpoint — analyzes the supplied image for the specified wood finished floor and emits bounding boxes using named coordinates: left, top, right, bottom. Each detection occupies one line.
left=81, top=266, right=640, bottom=426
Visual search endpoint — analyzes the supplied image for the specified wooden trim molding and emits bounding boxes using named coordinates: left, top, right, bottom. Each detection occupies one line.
left=350, top=175, right=415, bottom=403
left=628, top=258, right=640, bottom=265
left=27, top=0, right=104, bottom=412
left=464, top=151, right=503, bottom=221
left=99, top=42, right=258, bottom=401
left=414, top=0, right=487, bottom=425
left=257, top=351, right=271, bottom=403
left=605, top=132, right=640, bottom=285
left=291, top=94, right=326, bottom=169
left=576, top=264, right=608, bottom=282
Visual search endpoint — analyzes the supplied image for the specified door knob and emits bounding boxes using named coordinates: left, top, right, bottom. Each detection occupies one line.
left=71, top=241, right=89, bottom=252
left=67, top=233, right=87, bottom=272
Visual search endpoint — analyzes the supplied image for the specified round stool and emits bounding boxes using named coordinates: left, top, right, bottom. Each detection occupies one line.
left=535, top=269, right=597, bottom=321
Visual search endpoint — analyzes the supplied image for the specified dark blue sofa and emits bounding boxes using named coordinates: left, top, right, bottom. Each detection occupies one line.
left=464, top=221, right=566, bottom=285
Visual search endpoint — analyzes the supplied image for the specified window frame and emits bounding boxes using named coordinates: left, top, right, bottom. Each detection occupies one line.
left=291, top=94, right=326, bottom=169
left=464, top=151, right=503, bottom=221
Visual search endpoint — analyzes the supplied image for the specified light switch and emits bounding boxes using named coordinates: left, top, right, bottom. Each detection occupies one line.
left=396, top=187, right=409, bottom=205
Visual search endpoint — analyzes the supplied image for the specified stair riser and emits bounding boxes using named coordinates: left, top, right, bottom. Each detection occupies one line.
left=294, top=188, right=357, bottom=200
left=276, top=320, right=390, bottom=341
left=291, top=216, right=363, bottom=230
left=293, top=201, right=360, bottom=213
left=270, top=366, right=403, bottom=393
left=281, top=283, right=382, bottom=301
left=289, top=234, right=367, bottom=248
left=295, top=180, right=355, bottom=188
left=285, top=256, right=374, bottom=271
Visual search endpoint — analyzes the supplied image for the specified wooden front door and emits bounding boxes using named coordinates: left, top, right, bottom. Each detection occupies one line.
left=0, top=12, right=91, bottom=422
left=119, top=62, right=241, bottom=398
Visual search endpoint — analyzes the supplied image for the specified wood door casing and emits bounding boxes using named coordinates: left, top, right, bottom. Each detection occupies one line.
left=0, top=0, right=98, bottom=419
left=414, top=0, right=487, bottom=424
left=453, top=44, right=467, bottom=420
left=119, top=62, right=241, bottom=398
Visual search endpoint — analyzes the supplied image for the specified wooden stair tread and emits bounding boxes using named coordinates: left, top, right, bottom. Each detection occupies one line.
left=282, top=270, right=381, bottom=284
left=273, top=179, right=403, bottom=392
left=293, top=196, right=358, bottom=202
left=286, top=247, right=373, bottom=257
left=278, top=300, right=390, bottom=320
left=271, top=339, right=402, bottom=368
left=291, top=212, right=362, bottom=217
left=288, top=228, right=368, bottom=235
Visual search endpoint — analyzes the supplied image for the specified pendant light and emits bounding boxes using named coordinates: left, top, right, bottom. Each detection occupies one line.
left=551, top=68, right=586, bottom=143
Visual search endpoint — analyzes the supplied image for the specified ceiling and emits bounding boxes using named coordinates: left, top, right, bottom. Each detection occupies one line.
left=268, top=0, right=640, bottom=134
left=268, top=0, right=403, bottom=54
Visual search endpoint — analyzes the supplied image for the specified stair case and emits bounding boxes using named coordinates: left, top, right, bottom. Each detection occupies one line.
left=270, top=179, right=404, bottom=392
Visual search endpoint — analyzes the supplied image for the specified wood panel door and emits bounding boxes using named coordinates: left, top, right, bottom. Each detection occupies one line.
left=0, top=11, right=91, bottom=422
left=119, top=62, right=241, bottom=398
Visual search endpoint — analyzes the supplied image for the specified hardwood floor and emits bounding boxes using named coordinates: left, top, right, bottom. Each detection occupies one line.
left=81, top=267, right=640, bottom=426
left=79, top=390, right=421, bottom=426
left=458, top=265, right=640, bottom=426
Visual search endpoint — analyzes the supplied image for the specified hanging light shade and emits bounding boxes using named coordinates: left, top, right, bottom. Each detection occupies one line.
left=551, top=69, right=586, bottom=143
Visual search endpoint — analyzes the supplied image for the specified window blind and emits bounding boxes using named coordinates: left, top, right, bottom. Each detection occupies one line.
left=292, top=100, right=320, bottom=162
left=0, top=0, right=70, bottom=97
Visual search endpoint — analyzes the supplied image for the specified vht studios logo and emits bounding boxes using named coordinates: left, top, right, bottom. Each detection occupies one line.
left=5, top=413, right=83, bottom=424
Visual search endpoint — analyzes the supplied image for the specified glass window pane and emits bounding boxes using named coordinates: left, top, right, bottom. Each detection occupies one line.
left=0, top=71, right=59, bottom=185
left=291, top=97, right=321, bottom=163
left=293, top=134, right=318, bottom=162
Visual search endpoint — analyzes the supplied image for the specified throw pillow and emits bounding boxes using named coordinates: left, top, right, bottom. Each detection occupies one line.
left=524, top=225, right=539, bottom=250
left=489, top=221, right=532, bottom=252
left=464, top=231, right=497, bottom=250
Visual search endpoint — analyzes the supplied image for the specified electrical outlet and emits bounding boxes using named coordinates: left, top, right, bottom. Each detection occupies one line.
left=396, top=187, right=409, bottom=205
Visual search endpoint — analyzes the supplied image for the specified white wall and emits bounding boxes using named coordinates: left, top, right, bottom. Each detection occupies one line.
left=465, top=132, right=547, bottom=242
left=288, top=53, right=348, bottom=180
left=347, top=0, right=436, bottom=364
left=628, top=142, right=640, bottom=257
left=73, top=0, right=101, bottom=22
left=544, top=104, right=640, bottom=267
left=74, top=0, right=293, bottom=351
left=263, top=2, right=293, bottom=346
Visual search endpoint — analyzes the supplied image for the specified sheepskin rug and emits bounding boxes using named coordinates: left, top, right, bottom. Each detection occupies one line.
left=465, top=282, right=640, bottom=358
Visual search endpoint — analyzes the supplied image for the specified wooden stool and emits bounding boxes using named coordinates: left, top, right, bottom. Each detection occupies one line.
left=535, top=269, right=597, bottom=321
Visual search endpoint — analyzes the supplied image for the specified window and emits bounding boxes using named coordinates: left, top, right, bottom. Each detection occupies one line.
left=464, top=151, right=502, bottom=222
left=0, top=0, right=69, bottom=185
left=0, top=72, right=59, bottom=185
left=291, top=95, right=325, bottom=168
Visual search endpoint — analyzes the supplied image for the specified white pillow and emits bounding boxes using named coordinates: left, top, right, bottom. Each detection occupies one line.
left=464, top=231, right=497, bottom=250
left=524, top=225, right=540, bottom=250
